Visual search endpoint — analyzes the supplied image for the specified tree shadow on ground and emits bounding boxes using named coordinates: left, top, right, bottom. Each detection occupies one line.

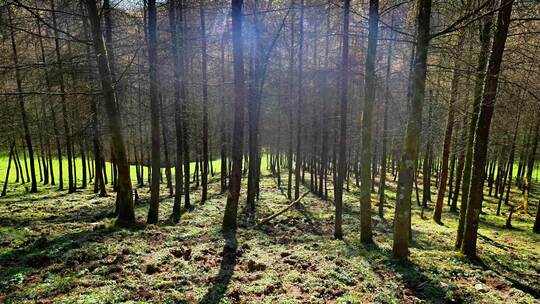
left=0, top=226, right=120, bottom=264
left=472, top=255, right=540, bottom=298
left=293, top=202, right=323, bottom=235
left=0, top=225, right=120, bottom=294
left=199, top=231, right=238, bottom=304
left=0, top=200, right=114, bottom=228
left=343, top=239, right=448, bottom=303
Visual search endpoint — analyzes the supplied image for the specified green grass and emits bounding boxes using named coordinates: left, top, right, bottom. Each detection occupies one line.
left=0, top=154, right=229, bottom=195
left=0, top=156, right=539, bottom=303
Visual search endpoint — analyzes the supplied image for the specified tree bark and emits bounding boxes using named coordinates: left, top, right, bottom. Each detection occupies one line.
left=8, top=6, right=37, bottom=193
left=146, top=0, right=161, bottom=224
left=2, top=142, right=15, bottom=197
left=358, top=0, right=379, bottom=243
left=223, top=0, right=246, bottom=232
left=169, top=0, right=184, bottom=223
left=393, top=0, right=431, bottom=260
left=462, top=0, right=514, bottom=258
left=200, top=6, right=209, bottom=203
left=50, top=0, right=74, bottom=193
left=85, top=0, right=135, bottom=226
left=334, top=0, right=351, bottom=240
left=433, top=34, right=464, bottom=222
left=294, top=0, right=305, bottom=200
left=455, top=3, right=494, bottom=249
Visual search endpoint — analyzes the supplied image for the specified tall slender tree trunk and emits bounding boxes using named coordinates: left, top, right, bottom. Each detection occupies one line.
left=200, top=6, right=209, bottom=203
left=223, top=0, right=246, bottom=232
left=37, top=18, right=62, bottom=188
left=334, top=0, right=351, bottom=240
left=462, top=0, right=514, bottom=258
left=85, top=0, right=135, bottom=226
left=147, top=0, right=161, bottom=224
left=169, top=0, right=184, bottom=223
left=294, top=0, right=305, bottom=200
left=359, top=0, right=379, bottom=243
left=422, top=91, right=433, bottom=208
left=50, top=0, right=74, bottom=193
left=160, top=97, right=173, bottom=197
left=393, top=0, right=431, bottom=260
left=2, top=142, right=15, bottom=197
left=82, top=11, right=107, bottom=197
left=220, top=27, right=228, bottom=193
left=451, top=113, right=468, bottom=212
left=433, top=35, right=464, bottom=222
left=8, top=7, right=37, bottom=193
left=319, top=3, right=330, bottom=200
left=287, top=6, right=295, bottom=200
left=379, top=16, right=394, bottom=218
left=455, top=3, right=494, bottom=249
left=499, top=115, right=519, bottom=215
left=523, top=118, right=540, bottom=212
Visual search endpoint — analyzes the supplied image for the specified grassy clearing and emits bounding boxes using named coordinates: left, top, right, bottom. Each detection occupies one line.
left=0, top=163, right=539, bottom=303
left=0, top=155, right=225, bottom=196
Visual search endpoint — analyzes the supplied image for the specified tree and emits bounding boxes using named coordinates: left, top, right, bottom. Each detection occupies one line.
left=85, top=0, right=135, bottom=227
left=223, top=0, right=246, bottom=232
left=461, top=0, right=514, bottom=258
left=200, top=5, right=209, bottom=204
left=455, top=1, right=494, bottom=249
left=169, top=0, right=184, bottom=223
left=7, top=6, right=37, bottom=193
left=146, top=0, right=160, bottom=224
left=433, top=33, right=465, bottom=223
left=294, top=0, right=305, bottom=200
left=334, top=0, right=351, bottom=240
left=379, top=14, right=395, bottom=219
left=359, top=0, right=379, bottom=243
left=51, top=0, right=74, bottom=194
left=393, top=0, right=432, bottom=260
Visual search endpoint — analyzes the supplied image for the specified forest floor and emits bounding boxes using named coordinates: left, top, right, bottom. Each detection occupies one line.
left=0, top=169, right=539, bottom=303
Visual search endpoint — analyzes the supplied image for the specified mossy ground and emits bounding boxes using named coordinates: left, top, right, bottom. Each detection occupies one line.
left=0, top=160, right=539, bottom=303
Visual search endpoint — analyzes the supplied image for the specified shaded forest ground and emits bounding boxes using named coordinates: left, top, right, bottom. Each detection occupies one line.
left=0, top=162, right=539, bottom=303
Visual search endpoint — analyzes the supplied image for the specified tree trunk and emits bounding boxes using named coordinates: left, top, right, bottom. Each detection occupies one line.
left=146, top=0, right=161, bottom=224
left=461, top=0, right=514, bottom=258
left=2, top=142, right=15, bottom=197
left=223, top=0, right=246, bottom=232
left=8, top=7, right=37, bottom=193
left=50, top=0, right=74, bottom=193
left=523, top=118, right=540, bottom=212
left=455, top=4, right=493, bottom=249
left=85, top=0, right=135, bottom=226
left=220, top=30, right=228, bottom=193
left=160, top=96, right=173, bottom=197
left=451, top=114, right=468, bottom=212
left=433, top=35, right=463, bottom=222
left=393, top=0, right=431, bottom=260
left=294, top=0, right=305, bottom=200
left=379, top=16, right=394, bottom=218
left=200, top=6, right=209, bottom=203
left=359, top=0, right=379, bottom=243
left=334, top=0, right=351, bottom=240
left=319, top=4, right=330, bottom=200
left=169, top=0, right=184, bottom=223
